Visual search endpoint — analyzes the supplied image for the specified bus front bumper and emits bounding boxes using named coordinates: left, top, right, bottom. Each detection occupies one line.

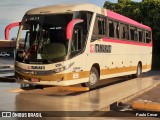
left=15, top=78, right=88, bottom=86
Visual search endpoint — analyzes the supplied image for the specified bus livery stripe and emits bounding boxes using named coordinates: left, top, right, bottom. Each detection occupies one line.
left=102, top=38, right=152, bottom=47
left=16, top=65, right=151, bottom=81
left=101, top=65, right=151, bottom=76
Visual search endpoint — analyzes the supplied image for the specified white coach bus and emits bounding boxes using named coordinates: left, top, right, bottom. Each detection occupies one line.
left=15, top=4, right=152, bottom=88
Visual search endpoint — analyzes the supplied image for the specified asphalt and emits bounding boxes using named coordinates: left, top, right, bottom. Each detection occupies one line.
left=0, top=57, right=14, bottom=65
left=0, top=71, right=159, bottom=119
left=127, top=83, right=160, bottom=103
left=0, top=58, right=160, bottom=119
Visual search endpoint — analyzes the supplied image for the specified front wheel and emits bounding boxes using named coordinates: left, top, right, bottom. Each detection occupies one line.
left=82, top=67, right=99, bottom=89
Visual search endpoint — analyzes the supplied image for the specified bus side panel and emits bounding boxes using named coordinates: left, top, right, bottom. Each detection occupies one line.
left=87, top=38, right=152, bottom=80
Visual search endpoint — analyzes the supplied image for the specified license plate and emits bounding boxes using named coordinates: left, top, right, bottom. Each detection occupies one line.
left=31, top=78, right=39, bottom=82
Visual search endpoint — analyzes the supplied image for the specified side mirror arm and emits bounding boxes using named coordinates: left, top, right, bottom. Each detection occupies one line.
left=5, top=22, right=21, bottom=40
left=66, top=19, right=84, bottom=40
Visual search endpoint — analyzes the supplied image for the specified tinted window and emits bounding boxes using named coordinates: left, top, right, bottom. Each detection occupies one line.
left=93, top=16, right=106, bottom=36
left=120, top=23, right=129, bottom=40
left=138, top=29, right=145, bottom=42
left=146, top=31, right=151, bottom=43
left=109, top=20, right=114, bottom=38
left=115, top=22, right=119, bottom=39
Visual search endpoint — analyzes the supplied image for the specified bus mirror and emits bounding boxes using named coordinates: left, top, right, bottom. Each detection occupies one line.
left=5, top=22, right=21, bottom=40
left=66, top=19, right=84, bottom=40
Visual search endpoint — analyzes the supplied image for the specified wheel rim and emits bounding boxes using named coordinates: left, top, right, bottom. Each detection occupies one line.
left=89, top=71, right=97, bottom=85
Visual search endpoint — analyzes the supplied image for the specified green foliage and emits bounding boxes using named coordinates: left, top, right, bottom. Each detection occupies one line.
left=104, top=0, right=141, bottom=22
left=118, top=0, right=131, bottom=4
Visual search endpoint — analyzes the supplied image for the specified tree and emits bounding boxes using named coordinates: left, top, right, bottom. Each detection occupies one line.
left=104, top=0, right=141, bottom=22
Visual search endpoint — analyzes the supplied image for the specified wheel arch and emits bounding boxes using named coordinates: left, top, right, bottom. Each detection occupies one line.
left=91, top=63, right=100, bottom=78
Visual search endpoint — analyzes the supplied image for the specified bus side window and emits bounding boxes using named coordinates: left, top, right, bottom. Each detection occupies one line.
left=146, top=31, right=151, bottom=43
left=138, top=29, right=145, bottom=42
left=93, top=17, right=99, bottom=36
left=114, top=21, right=119, bottom=39
left=71, top=27, right=83, bottom=52
left=109, top=20, right=114, bottom=38
left=98, top=17, right=106, bottom=35
left=120, top=23, right=125, bottom=39
left=93, top=16, right=106, bottom=39
left=134, top=28, right=138, bottom=41
left=124, top=25, right=129, bottom=40
left=130, top=26, right=136, bottom=41
left=120, top=23, right=129, bottom=40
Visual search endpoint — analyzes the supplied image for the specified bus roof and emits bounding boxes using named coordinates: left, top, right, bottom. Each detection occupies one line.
left=25, top=4, right=95, bottom=15
left=25, top=3, right=151, bottom=30
left=107, top=10, right=151, bottom=30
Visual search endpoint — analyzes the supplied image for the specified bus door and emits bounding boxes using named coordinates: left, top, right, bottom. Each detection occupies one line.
left=67, top=19, right=87, bottom=80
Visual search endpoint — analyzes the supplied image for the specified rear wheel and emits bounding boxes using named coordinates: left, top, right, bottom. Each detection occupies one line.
left=82, top=67, right=99, bottom=89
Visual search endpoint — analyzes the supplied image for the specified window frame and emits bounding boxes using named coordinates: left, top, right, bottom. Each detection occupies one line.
left=92, top=13, right=152, bottom=44
left=92, top=14, right=107, bottom=38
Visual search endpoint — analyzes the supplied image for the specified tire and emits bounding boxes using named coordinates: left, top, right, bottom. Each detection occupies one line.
left=134, top=63, right=142, bottom=78
left=82, top=67, right=99, bottom=89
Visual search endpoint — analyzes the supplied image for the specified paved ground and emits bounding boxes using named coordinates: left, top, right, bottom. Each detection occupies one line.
left=124, top=72, right=160, bottom=112
left=0, top=57, right=14, bottom=65
left=0, top=71, right=159, bottom=120
left=0, top=58, right=14, bottom=78
left=127, top=85, right=160, bottom=103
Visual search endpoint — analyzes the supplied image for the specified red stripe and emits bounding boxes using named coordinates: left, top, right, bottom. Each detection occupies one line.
left=102, top=38, right=152, bottom=47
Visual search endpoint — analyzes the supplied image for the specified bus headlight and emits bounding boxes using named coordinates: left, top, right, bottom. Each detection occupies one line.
left=53, top=62, right=74, bottom=73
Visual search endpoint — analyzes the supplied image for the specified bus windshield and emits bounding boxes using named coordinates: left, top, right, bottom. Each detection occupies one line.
left=16, top=14, right=73, bottom=63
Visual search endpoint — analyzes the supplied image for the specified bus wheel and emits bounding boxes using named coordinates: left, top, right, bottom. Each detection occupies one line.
left=82, top=67, right=99, bottom=89
left=135, top=63, right=142, bottom=78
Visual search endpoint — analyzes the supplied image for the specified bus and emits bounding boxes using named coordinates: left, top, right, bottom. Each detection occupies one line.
left=15, top=4, right=152, bottom=88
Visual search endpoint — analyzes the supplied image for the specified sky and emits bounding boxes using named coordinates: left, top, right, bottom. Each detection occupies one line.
left=0, top=0, right=142, bottom=39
